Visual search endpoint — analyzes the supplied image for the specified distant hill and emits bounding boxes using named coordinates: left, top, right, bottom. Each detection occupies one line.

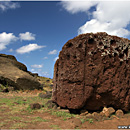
left=36, top=76, right=53, bottom=93
left=0, top=54, right=41, bottom=91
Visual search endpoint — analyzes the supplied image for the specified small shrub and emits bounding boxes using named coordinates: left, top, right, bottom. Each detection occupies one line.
left=88, top=118, right=93, bottom=123
left=5, top=83, right=9, bottom=88
left=80, top=118, right=89, bottom=123
left=0, top=84, right=5, bottom=89
left=62, top=118, right=67, bottom=121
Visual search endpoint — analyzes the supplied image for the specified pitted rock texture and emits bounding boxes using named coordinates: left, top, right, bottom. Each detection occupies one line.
left=52, top=32, right=130, bottom=112
left=0, top=54, right=41, bottom=90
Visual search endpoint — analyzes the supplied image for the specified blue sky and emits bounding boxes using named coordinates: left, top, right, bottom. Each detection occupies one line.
left=0, top=1, right=130, bottom=78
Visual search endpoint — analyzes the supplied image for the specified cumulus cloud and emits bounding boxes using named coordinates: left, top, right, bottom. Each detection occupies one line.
left=31, top=68, right=49, bottom=77
left=61, top=1, right=98, bottom=14
left=0, top=1, right=20, bottom=11
left=16, top=43, right=46, bottom=54
left=0, top=32, right=17, bottom=51
left=31, top=64, right=43, bottom=68
left=48, top=49, right=58, bottom=55
left=19, top=32, right=35, bottom=41
left=61, top=1, right=130, bottom=37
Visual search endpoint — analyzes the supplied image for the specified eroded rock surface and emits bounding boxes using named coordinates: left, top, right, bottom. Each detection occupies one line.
left=0, top=54, right=41, bottom=90
left=52, top=32, right=130, bottom=112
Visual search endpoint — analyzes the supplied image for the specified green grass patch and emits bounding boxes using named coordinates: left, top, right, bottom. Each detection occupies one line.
left=33, top=117, right=49, bottom=122
left=50, top=110, right=76, bottom=120
left=22, top=120, right=32, bottom=123
left=14, top=97, right=26, bottom=104
left=50, top=124, right=60, bottom=129
left=10, top=116, right=21, bottom=121
left=80, top=118, right=89, bottom=123
left=0, top=98, right=14, bottom=106
left=10, top=122, right=27, bottom=129
left=62, top=118, right=67, bottom=121
left=24, top=96, right=45, bottom=105
left=0, top=96, right=45, bottom=107
left=0, top=83, right=10, bottom=92
left=87, top=118, right=93, bottom=123
left=80, top=118, right=94, bottom=124
left=0, top=122, right=6, bottom=127
left=25, top=105, right=33, bottom=113
left=0, top=108, right=8, bottom=112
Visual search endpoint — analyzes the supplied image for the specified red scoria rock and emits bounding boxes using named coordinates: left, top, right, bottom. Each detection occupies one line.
left=52, top=32, right=130, bottom=112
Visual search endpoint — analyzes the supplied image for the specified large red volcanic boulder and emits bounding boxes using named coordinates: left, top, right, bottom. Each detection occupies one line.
left=52, top=32, right=130, bottom=112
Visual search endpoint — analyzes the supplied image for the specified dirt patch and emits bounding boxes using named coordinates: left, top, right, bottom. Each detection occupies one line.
left=0, top=91, right=130, bottom=129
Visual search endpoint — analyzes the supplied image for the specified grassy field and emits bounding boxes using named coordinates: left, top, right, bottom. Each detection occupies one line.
left=0, top=76, right=83, bottom=129
left=0, top=90, right=84, bottom=129
left=0, top=76, right=130, bottom=129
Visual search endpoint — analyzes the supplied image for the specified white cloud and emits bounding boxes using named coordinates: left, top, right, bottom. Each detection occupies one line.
left=16, top=43, right=46, bottom=54
left=9, top=48, right=13, bottom=52
left=54, top=57, right=59, bottom=61
left=43, top=57, right=48, bottom=60
left=42, top=71, right=49, bottom=77
left=48, top=49, right=58, bottom=55
left=61, top=1, right=98, bottom=14
left=19, top=32, right=35, bottom=41
left=0, top=32, right=17, bottom=51
left=31, top=69, right=35, bottom=72
left=31, top=64, right=43, bottom=68
left=31, top=68, right=49, bottom=77
left=0, top=1, right=20, bottom=11
left=61, top=1, right=130, bottom=37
